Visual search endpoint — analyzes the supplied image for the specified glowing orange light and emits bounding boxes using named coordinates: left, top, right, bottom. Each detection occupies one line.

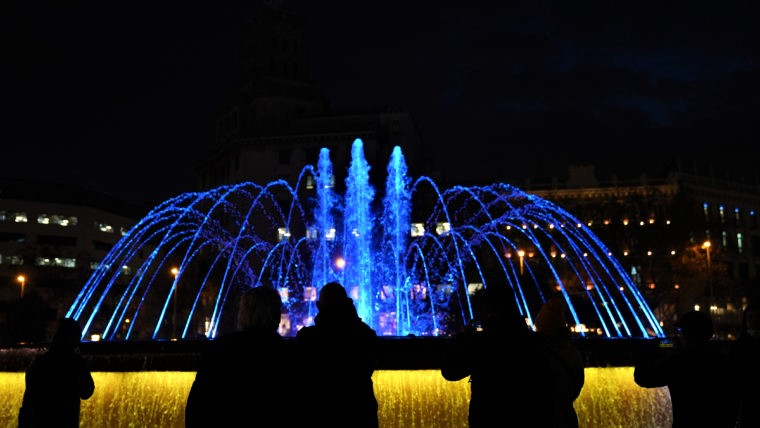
left=335, top=257, right=346, bottom=269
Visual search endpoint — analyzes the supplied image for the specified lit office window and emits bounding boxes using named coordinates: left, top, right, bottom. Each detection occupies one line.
left=37, top=214, right=78, bottom=227
left=0, top=211, right=5, bottom=221
left=277, top=227, right=291, bottom=242
left=325, top=228, right=336, bottom=240
left=96, top=222, right=114, bottom=233
left=703, top=203, right=710, bottom=221
left=36, top=257, right=76, bottom=268
left=722, top=231, right=728, bottom=247
left=737, top=233, right=744, bottom=254
left=14, top=212, right=28, bottom=223
left=719, top=205, right=726, bottom=224
left=306, top=175, right=315, bottom=190
left=4, top=255, right=24, bottom=265
left=411, top=223, right=425, bottom=237
left=435, top=222, right=451, bottom=235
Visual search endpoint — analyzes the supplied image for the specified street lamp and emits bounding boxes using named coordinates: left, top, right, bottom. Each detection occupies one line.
left=702, top=241, right=713, bottom=305
left=16, top=274, right=25, bottom=298
left=171, top=267, right=179, bottom=339
left=516, top=250, right=526, bottom=276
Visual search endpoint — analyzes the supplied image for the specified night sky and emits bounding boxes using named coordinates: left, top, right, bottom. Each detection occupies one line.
left=3, top=0, right=759, bottom=207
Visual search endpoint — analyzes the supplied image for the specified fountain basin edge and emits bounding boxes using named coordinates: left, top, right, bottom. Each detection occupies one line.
left=0, top=337, right=698, bottom=372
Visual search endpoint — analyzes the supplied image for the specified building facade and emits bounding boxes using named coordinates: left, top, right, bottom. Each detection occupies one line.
left=522, top=165, right=760, bottom=338
left=0, top=178, right=141, bottom=343
left=196, top=3, right=427, bottom=193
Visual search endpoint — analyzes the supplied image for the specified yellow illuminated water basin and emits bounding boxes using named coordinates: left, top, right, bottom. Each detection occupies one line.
left=0, top=368, right=670, bottom=428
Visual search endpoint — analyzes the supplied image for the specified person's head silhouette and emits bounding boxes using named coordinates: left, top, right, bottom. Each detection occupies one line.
left=676, top=310, right=713, bottom=345
left=317, top=282, right=351, bottom=311
left=315, top=282, right=359, bottom=323
left=52, top=317, right=83, bottom=352
left=535, top=296, right=569, bottom=335
left=237, top=286, right=283, bottom=331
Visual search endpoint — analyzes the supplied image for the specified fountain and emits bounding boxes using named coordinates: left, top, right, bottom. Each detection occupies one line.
left=67, top=138, right=664, bottom=340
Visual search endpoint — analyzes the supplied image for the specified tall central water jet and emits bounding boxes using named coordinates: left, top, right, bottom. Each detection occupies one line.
left=68, top=138, right=664, bottom=341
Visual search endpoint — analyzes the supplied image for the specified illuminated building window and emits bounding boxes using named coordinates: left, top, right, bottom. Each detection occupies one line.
left=36, top=257, right=76, bottom=268
left=14, top=212, right=28, bottom=223
left=0, top=254, right=24, bottom=265
left=0, top=211, right=5, bottom=221
left=435, top=222, right=451, bottom=235
left=37, top=214, right=78, bottom=227
left=722, top=231, right=728, bottom=248
left=737, top=233, right=744, bottom=254
left=121, top=265, right=132, bottom=276
left=410, top=223, right=425, bottom=237
left=630, top=266, right=641, bottom=286
left=120, top=227, right=130, bottom=236
left=277, top=227, right=291, bottom=242
left=703, top=203, right=709, bottom=221
left=305, top=175, right=315, bottom=190
left=325, top=228, right=336, bottom=240
left=719, top=205, right=725, bottom=224
left=96, top=222, right=114, bottom=233
left=303, top=286, right=317, bottom=301
left=306, top=228, right=318, bottom=239
left=90, top=261, right=100, bottom=270
left=467, top=283, right=483, bottom=295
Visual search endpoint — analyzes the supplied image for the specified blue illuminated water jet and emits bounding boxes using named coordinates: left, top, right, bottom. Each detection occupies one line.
left=68, top=138, right=664, bottom=340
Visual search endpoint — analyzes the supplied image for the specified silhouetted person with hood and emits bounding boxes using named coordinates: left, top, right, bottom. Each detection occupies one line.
left=295, top=281, right=379, bottom=428
left=729, top=302, right=760, bottom=426
left=18, top=317, right=95, bottom=428
left=441, top=286, right=557, bottom=428
left=185, top=285, right=294, bottom=427
left=634, top=310, right=737, bottom=427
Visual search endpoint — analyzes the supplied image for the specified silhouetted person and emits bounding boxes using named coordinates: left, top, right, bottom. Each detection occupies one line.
left=18, top=317, right=95, bottom=428
left=729, top=302, right=760, bottom=427
left=535, top=296, right=585, bottom=428
left=295, top=281, right=379, bottom=428
left=634, top=310, right=737, bottom=427
left=441, top=286, right=557, bottom=428
left=185, top=285, right=294, bottom=428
